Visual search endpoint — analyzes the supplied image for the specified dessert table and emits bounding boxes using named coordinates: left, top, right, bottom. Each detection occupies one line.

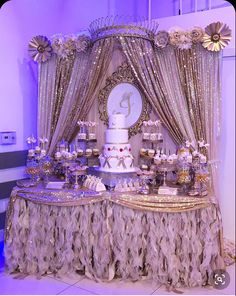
left=4, top=186, right=225, bottom=288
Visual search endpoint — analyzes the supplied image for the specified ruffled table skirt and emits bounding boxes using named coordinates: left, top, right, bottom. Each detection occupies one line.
left=4, top=188, right=225, bottom=288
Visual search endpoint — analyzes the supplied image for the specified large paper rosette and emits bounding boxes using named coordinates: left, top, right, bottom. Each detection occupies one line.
left=190, top=27, right=205, bottom=43
left=28, top=36, right=52, bottom=62
left=202, top=22, right=232, bottom=51
left=75, top=35, right=91, bottom=53
left=154, top=31, right=169, bottom=48
left=51, top=34, right=66, bottom=58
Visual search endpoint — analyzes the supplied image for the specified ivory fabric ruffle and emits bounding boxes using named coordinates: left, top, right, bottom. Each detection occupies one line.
left=4, top=188, right=225, bottom=287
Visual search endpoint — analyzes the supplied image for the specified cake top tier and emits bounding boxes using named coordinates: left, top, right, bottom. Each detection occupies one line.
left=109, top=113, right=126, bottom=129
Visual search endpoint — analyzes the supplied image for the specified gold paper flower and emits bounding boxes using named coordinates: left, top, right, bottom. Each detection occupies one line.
left=202, top=22, right=232, bottom=51
left=75, top=35, right=91, bottom=52
left=28, top=36, right=52, bottom=62
left=154, top=31, right=169, bottom=48
left=190, top=27, right=205, bottom=43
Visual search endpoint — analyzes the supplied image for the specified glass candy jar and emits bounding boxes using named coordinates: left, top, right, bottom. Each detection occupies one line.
left=26, top=158, right=41, bottom=184
left=40, top=155, right=53, bottom=184
left=194, top=163, right=210, bottom=196
left=177, top=163, right=191, bottom=193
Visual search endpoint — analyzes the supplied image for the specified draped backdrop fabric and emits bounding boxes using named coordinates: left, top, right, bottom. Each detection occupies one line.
left=37, top=35, right=222, bottom=197
left=174, top=44, right=221, bottom=196
left=48, top=51, right=90, bottom=155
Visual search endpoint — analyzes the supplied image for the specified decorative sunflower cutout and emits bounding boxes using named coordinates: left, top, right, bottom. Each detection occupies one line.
left=28, top=35, right=52, bottom=62
left=202, top=22, right=232, bottom=52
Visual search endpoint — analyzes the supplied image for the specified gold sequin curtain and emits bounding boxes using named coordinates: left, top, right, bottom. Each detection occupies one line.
left=38, top=54, right=57, bottom=141
left=175, top=43, right=221, bottom=196
left=66, top=37, right=115, bottom=142
left=48, top=51, right=90, bottom=155
left=38, top=53, right=75, bottom=148
left=51, top=55, right=76, bottom=136
left=119, top=36, right=193, bottom=145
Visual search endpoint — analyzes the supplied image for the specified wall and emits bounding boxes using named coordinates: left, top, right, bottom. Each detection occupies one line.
left=150, top=0, right=231, bottom=18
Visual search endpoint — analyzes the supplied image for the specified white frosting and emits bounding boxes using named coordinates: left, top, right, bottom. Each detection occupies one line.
left=109, top=114, right=126, bottom=129
left=99, top=114, right=136, bottom=173
left=106, top=129, right=128, bottom=144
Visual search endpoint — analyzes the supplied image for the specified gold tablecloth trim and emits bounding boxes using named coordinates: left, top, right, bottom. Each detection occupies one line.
left=13, top=187, right=216, bottom=213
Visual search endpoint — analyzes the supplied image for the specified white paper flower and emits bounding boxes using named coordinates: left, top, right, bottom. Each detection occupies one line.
left=185, top=140, right=194, bottom=148
left=169, top=28, right=192, bottom=50
left=178, top=32, right=192, bottom=50
left=192, top=150, right=200, bottom=157
left=198, top=140, right=210, bottom=148
left=51, top=34, right=65, bottom=56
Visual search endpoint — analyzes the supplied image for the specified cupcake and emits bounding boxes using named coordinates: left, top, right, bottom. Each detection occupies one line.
left=93, top=148, right=99, bottom=156
left=77, top=149, right=84, bottom=156
left=85, top=148, right=92, bottom=157
left=55, top=151, right=62, bottom=160
left=28, top=149, right=35, bottom=158
left=141, top=164, right=148, bottom=170
left=140, top=148, right=147, bottom=156
left=147, top=149, right=155, bottom=157
left=35, top=146, right=41, bottom=154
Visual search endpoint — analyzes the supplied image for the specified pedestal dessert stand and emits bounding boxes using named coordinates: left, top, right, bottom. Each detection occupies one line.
left=156, top=162, right=178, bottom=195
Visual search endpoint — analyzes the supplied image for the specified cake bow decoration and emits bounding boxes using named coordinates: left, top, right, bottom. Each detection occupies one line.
left=126, top=155, right=135, bottom=167
left=117, top=156, right=127, bottom=169
left=102, top=156, right=112, bottom=169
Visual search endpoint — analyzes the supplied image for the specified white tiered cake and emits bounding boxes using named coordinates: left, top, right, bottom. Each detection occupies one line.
left=99, top=114, right=136, bottom=173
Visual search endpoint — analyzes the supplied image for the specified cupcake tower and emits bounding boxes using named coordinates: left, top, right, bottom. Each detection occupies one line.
left=140, top=120, right=164, bottom=172
left=77, top=120, right=97, bottom=140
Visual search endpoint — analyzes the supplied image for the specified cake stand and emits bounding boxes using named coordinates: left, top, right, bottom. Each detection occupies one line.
left=156, top=162, right=178, bottom=195
left=88, top=167, right=138, bottom=187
